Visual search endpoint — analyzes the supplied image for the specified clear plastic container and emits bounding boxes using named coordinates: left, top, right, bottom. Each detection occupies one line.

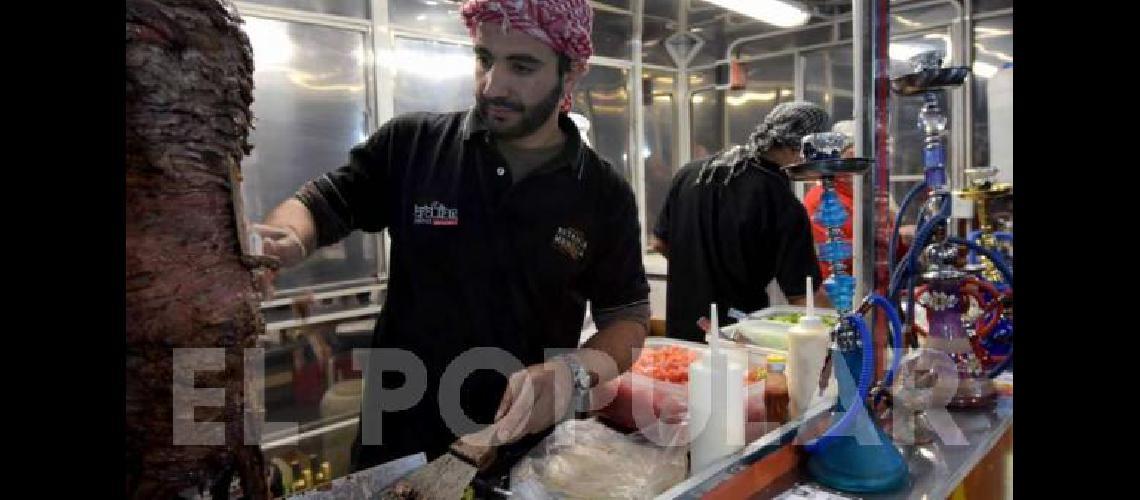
left=593, top=337, right=771, bottom=443
left=721, top=305, right=840, bottom=353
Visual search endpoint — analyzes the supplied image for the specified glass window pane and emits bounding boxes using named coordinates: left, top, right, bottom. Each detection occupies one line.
left=891, top=3, right=958, bottom=32
left=689, top=68, right=723, bottom=157
left=726, top=56, right=796, bottom=147
left=890, top=180, right=925, bottom=224
left=803, top=45, right=855, bottom=124
left=240, top=18, right=377, bottom=291
left=243, top=0, right=367, bottom=18
left=687, top=18, right=725, bottom=68
left=593, top=9, right=633, bottom=59
left=973, top=0, right=1013, bottom=13
left=260, top=310, right=377, bottom=480
left=643, top=15, right=679, bottom=67
left=597, top=0, right=631, bottom=10
left=388, top=0, right=468, bottom=38
left=737, top=26, right=833, bottom=59
left=645, top=0, right=678, bottom=20
left=643, top=70, right=677, bottom=247
left=392, top=37, right=476, bottom=115
left=572, top=66, right=631, bottom=181
left=972, top=15, right=1013, bottom=180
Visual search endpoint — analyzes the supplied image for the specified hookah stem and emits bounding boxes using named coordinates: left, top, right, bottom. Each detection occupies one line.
left=812, top=205, right=861, bottom=457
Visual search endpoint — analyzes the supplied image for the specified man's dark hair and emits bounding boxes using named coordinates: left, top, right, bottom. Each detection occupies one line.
left=557, top=53, right=571, bottom=77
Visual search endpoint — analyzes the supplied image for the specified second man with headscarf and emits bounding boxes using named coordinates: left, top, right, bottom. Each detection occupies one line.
left=652, top=101, right=832, bottom=342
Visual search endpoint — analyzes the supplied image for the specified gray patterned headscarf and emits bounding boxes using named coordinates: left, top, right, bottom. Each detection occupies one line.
left=748, top=101, right=832, bottom=155
left=696, top=101, right=831, bottom=185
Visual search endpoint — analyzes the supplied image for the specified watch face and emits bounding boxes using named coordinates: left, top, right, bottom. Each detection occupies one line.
left=575, top=369, right=591, bottom=389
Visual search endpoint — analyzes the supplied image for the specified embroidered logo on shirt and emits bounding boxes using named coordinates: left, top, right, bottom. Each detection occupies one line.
left=413, top=201, right=459, bottom=226
left=552, top=227, right=587, bottom=261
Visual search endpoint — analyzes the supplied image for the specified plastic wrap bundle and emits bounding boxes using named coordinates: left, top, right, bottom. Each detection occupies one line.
left=510, top=419, right=688, bottom=499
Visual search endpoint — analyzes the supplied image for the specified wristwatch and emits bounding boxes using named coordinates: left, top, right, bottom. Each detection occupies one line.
left=558, top=354, right=593, bottom=419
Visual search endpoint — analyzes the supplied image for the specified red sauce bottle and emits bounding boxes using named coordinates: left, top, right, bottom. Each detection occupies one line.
left=764, top=354, right=790, bottom=428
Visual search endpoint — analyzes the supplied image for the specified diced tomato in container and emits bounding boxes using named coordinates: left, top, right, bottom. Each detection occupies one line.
left=595, top=338, right=779, bottom=443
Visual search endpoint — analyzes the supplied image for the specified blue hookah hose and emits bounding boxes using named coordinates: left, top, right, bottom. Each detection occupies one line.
left=888, top=194, right=951, bottom=299
left=903, top=210, right=928, bottom=348
left=987, top=347, right=1013, bottom=378
left=966, top=230, right=1013, bottom=266
left=803, top=312, right=875, bottom=454
left=889, top=181, right=928, bottom=271
left=947, top=237, right=1013, bottom=287
left=951, top=235, right=1015, bottom=378
left=869, top=294, right=906, bottom=391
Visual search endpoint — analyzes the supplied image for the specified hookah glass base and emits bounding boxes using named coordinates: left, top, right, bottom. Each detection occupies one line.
left=806, top=415, right=911, bottom=493
left=807, top=349, right=909, bottom=493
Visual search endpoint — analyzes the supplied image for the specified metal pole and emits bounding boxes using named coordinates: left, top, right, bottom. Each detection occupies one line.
left=677, top=0, right=692, bottom=166
left=794, top=52, right=806, bottom=201
left=632, top=0, right=647, bottom=252
left=964, top=0, right=975, bottom=184
left=371, top=0, right=394, bottom=282
left=853, top=0, right=874, bottom=301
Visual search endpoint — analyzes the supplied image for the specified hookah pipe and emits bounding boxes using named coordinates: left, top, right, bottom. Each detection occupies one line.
left=883, top=51, right=1015, bottom=356
left=883, top=51, right=963, bottom=351
left=883, top=171, right=1015, bottom=379
left=787, top=133, right=908, bottom=493
left=870, top=50, right=1012, bottom=413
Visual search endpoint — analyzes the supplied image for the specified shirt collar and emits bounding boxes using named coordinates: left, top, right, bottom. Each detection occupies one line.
left=461, top=106, right=585, bottom=178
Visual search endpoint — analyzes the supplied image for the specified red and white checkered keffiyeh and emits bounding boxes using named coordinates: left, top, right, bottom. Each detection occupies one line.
left=460, top=0, right=593, bottom=112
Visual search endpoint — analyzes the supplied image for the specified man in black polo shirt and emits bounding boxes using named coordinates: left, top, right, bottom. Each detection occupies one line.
left=252, top=0, right=650, bottom=472
left=651, top=102, right=830, bottom=342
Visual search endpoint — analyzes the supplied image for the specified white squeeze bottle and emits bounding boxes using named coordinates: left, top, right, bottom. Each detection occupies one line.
left=689, top=303, right=746, bottom=475
left=786, top=277, right=833, bottom=419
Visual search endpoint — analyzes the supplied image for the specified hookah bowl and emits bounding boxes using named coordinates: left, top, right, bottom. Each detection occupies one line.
left=955, top=166, right=1013, bottom=285
left=891, top=50, right=969, bottom=96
